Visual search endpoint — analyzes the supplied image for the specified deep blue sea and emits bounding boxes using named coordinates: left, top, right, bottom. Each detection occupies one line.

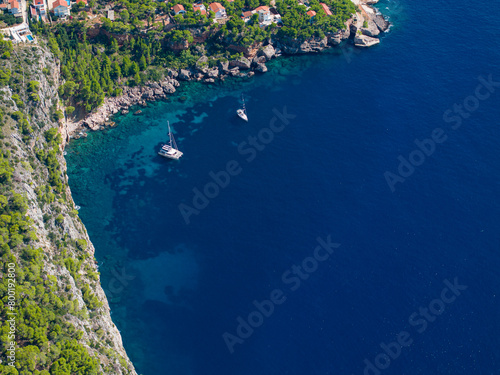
left=66, top=0, right=500, bottom=374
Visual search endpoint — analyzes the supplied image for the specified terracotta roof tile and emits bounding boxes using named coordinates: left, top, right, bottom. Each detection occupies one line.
left=53, top=0, right=68, bottom=8
left=172, top=4, right=184, bottom=13
left=255, top=5, right=269, bottom=12
left=209, top=2, right=224, bottom=13
left=320, top=3, right=332, bottom=16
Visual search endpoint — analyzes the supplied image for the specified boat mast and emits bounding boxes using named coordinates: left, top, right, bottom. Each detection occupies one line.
left=168, top=121, right=173, bottom=147
left=168, top=121, right=179, bottom=150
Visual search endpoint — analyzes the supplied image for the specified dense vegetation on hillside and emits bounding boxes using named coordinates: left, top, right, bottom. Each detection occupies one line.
left=277, top=0, right=355, bottom=38
left=0, top=38, right=133, bottom=374
left=28, top=0, right=354, bottom=113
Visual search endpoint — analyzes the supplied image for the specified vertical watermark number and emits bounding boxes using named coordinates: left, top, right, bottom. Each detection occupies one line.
left=5, top=262, right=17, bottom=367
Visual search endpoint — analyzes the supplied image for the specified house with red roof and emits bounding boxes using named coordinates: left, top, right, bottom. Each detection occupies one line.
left=241, top=10, right=253, bottom=22
left=52, top=0, right=70, bottom=17
left=241, top=6, right=280, bottom=25
left=8, top=0, right=20, bottom=14
left=306, top=9, right=316, bottom=17
left=34, top=0, right=46, bottom=16
left=172, top=4, right=185, bottom=15
left=255, top=5, right=271, bottom=22
left=209, top=2, right=226, bottom=19
left=193, top=3, right=206, bottom=15
left=320, top=3, right=332, bottom=16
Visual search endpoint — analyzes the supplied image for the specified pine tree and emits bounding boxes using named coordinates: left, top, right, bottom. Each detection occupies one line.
left=139, top=55, right=147, bottom=71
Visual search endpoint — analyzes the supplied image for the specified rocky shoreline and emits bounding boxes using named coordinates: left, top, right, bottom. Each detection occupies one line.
left=66, top=0, right=389, bottom=139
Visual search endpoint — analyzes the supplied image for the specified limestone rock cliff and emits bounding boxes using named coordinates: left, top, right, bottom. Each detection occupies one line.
left=0, top=43, right=137, bottom=374
left=278, top=36, right=329, bottom=54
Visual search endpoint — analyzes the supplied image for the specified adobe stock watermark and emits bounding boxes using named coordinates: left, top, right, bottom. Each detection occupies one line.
left=178, top=106, right=296, bottom=224
left=222, top=235, right=340, bottom=354
left=384, top=74, right=499, bottom=192
left=362, top=277, right=467, bottom=375
left=102, top=265, right=136, bottom=301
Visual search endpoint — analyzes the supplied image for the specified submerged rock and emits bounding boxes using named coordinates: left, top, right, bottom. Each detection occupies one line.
left=255, top=63, right=268, bottom=73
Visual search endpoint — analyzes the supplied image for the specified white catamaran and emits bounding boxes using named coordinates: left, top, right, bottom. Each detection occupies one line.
left=158, top=122, right=183, bottom=160
left=237, top=94, right=248, bottom=122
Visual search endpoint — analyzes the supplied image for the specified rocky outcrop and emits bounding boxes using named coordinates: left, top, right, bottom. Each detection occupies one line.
left=196, top=55, right=209, bottom=73
left=350, top=12, right=364, bottom=35
left=327, top=25, right=351, bottom=46
left=255, top=62, right=268, bottom=73
left=178, top=69, right=191, bottom=80
left=258, top=44, right=276, bottom=60
left=206, top=68, right=219, bottom=78
left=252, top=55, right=266, bottom=65
left=229, top=56, right=252, bottom=70
left=219, top=60, right=229, bottom=73
left=372, top=13, right=390, bottom=32
left=167, top=68, right=179, bottom=78
left=279, top=36, right=329, bottom=54
left=166, top=39, right=190, bottom=51
left=226, top=42, right=264, bottom=59
left=228, top=67, right=240, bottom=76
left=354, top=33, right=380, bottom=47
left=361, top=19, right=380, bottom=37
left=75, top=78, right=180, bottom=131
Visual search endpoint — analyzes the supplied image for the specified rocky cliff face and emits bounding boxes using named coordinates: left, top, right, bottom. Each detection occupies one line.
left=1, top=43, right=136, bottom=374
left=278, top=36, right=330, bottom=54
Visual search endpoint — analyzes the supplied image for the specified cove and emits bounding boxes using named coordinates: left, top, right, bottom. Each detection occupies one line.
left=66, top=0, right=500, bottom=374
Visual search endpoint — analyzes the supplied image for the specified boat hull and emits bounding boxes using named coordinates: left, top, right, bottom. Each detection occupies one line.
left=159, top=145, right=183, bottom=160
left=158, top=151, right=183, bottom=160
left=237, top=110, right=248, bottom=122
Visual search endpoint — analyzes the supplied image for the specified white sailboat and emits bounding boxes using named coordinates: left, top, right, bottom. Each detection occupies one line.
left=158, top=122, right=183, bottom=160
left=237, top=94, right=248, bottom=122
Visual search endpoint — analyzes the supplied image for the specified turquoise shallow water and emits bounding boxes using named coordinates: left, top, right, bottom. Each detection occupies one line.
left=67, top=1, right=500, bottom=374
